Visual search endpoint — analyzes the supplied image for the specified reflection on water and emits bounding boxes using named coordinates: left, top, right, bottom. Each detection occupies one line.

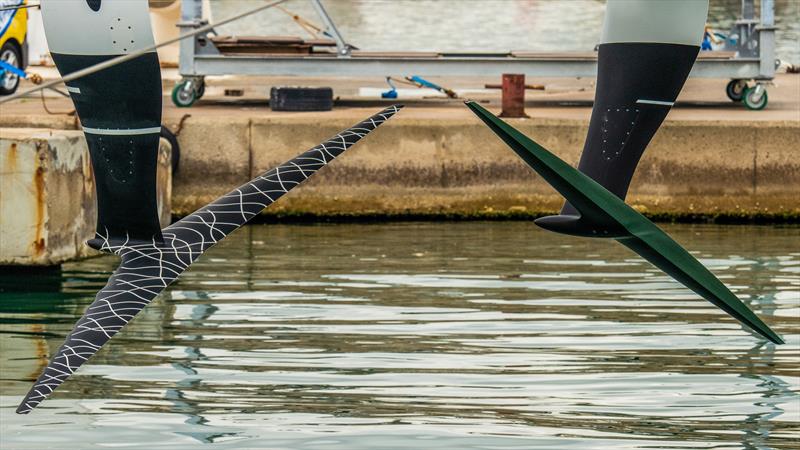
left=211, top=0, right=800, bottom=63
left=0, top=222, right=798, bottom=449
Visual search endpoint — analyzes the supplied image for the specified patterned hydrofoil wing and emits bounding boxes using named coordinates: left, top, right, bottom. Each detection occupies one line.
left=16, top=105, right=402, bottom=414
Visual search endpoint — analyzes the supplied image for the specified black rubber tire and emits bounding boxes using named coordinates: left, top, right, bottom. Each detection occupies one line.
left=196, top=79, right=205, bottom=99
left=160, top=126, right=181, bottom=174
left=270, top=87, right=333, bottom=111
left=725, top=79, right=746, bottom=102
left=0, top=41, right=22, bottom=96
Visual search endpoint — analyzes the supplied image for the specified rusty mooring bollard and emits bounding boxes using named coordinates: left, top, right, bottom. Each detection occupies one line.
left=499, top=73, right=528, bottom=118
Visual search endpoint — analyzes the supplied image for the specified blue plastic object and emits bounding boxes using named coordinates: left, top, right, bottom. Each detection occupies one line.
left=381, top=76, right=398, bottom=99
left=408, top=75, right=457, bottom=98
left=380, top=75, right=456, bottom=99
left=0, top=59, right=25, bottom=78
left=408, top=75, right=441, bottom=90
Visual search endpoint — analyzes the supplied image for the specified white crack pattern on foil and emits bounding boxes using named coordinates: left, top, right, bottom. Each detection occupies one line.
left=17, top=106, right=400, bottom=414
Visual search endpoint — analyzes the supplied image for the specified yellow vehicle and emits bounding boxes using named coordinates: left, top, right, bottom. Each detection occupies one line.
left=0, top=0, right=28, bottom=95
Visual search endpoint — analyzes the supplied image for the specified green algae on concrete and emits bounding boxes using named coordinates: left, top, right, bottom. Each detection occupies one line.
left=167, top=107, right=798, bottom=222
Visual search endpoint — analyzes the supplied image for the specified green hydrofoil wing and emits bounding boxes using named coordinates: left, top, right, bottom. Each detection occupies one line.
left=466, top=101, right=783, bottom=345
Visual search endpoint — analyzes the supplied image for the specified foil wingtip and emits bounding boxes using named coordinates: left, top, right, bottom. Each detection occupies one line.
left=16, top=402, right=32, bottom=415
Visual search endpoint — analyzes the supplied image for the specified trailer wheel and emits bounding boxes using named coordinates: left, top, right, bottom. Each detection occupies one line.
left=172, top=80, right=196, bottom=107
left=196, top=80, right=205, bottom=99
left=172, top=79, right=204, bottom=107
left=742, top=85, right=768, bottom=110
left=0, top=42, right=22, bottom=96
left=725, top=79, right=746, bottom=102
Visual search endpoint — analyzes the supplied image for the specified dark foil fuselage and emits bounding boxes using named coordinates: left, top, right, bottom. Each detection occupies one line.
left=51, top=52, right=163, bottom=245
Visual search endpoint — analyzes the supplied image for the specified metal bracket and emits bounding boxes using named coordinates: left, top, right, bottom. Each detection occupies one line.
left=310, top=0, right=351, bottom=57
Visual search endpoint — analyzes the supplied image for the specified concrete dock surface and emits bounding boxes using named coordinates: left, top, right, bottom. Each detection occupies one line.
left=2, top=70, right=798, bottom=222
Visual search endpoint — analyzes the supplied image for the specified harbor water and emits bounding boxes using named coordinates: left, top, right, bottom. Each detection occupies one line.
left=212, top=0, right=800, bottom=64
left=1, top=222, right=798, bottom=449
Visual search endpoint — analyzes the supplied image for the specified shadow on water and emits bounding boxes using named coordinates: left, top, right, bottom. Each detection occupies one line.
left=0, top=222, right=798, bottom=449
left=168, top=301, right=233, bottom=444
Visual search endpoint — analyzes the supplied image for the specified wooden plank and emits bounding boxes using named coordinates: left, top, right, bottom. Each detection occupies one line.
left=211, top=35, right=306, bottom=45
left=215, top=49, right=311, bottom=55
left=213, top=44, right=313, bottom=55
left=305, top=39, right=337, bottom=47
left=697, top=51, right=737, bottom=60
left=210, top=35, right=344, bottom=56
left=211, top=36, right=336, bottom=46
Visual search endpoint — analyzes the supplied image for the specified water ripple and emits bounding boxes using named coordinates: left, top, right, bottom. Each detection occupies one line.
left=1, top=223, right=798, bottom=449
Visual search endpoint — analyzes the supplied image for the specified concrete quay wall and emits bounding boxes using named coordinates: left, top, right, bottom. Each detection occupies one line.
left=0, top=129, right=172, bottom=266
left=165, top=112, right=799, bottom=221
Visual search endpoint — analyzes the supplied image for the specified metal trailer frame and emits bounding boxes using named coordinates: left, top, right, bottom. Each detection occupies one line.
left=174, top=0, right=778, bottom=109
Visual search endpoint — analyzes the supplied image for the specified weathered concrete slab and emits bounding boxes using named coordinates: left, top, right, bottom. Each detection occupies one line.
left=1, top=129, right=94, bottom=265
left=0, top=110, right=78, bottom=131
left=240, top=112, right=798, bottom=220
left=0, top=129, right=172, bottom=266
left=163, top=115, right=250, bottom=214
